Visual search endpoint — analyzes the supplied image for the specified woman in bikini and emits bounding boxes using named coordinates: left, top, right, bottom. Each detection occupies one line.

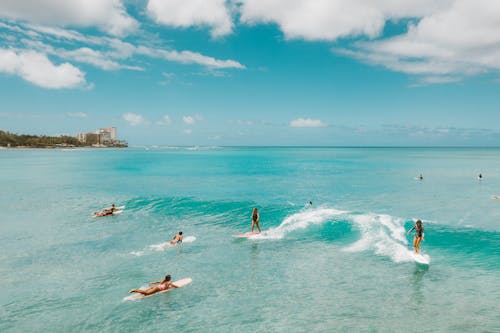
left=407, top=220, right=425, bottom=254
left=129, top=274, right=178, bottom=296
left=251, top=208, right=261, bottom=233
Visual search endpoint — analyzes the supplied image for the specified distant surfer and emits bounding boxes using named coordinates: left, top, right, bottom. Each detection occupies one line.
left=478, top=173, right=483, bottom=180
left=129, top=274, right=178, bottom=296
left=407, top=220, right=424, bottom=254
left=169, top=231, right=183, bottom=245
left=94, top=204, right=116, bottom=217
left=308, top=201, right=313, bottom=206
left=418, top=174, right=423, bottom=181
left=251, top=208, right=261, bottom=233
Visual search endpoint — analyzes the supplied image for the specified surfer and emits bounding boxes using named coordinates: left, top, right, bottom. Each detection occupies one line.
left=94, top=204, right=116, bottom=217
left=418, top=174, right=423, bottom=181
left=407, top=220, right=424, bottom=254
left=478, top=173, right=483, bottom=180
left=251, top=208, right=261, bottom=233
left=169, top=231, right=183, bottom=245
left=129, top=274, right=178, bottom=296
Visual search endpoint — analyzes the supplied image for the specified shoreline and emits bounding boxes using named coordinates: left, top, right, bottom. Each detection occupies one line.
left=0, top=145, right=127, bottom=149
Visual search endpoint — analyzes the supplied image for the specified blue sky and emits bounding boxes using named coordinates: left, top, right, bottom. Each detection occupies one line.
left=1, top=0, right=500, bottom=146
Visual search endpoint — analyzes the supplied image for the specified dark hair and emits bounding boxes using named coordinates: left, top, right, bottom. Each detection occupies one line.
left=179, top=231, right=183, bottom=235
left=416, top=220, right=422, bottom=226
left=164, top=274, right=171, bottom=281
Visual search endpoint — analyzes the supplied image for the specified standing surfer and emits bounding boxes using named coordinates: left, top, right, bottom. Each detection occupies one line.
left=251, top=208, right=261, bottom=233
left=407, top=220, right=424, bottom=254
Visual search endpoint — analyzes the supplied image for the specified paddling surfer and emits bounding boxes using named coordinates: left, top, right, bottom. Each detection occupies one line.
left=94, top=204, right=116, bottom=217
left=169, top=231, right=183, bottom=245
left=129, top=274, right=178, bottom=296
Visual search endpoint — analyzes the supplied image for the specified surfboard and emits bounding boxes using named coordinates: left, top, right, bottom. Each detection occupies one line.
left=412, top=253, right=430, bottom=265
left=491, top=195, right=500, bottom=200
left=232, top=232, right=261, bottom=238
left=123, top=278, right=192, bottom=301
left=93, top=210, right=123, bottom=217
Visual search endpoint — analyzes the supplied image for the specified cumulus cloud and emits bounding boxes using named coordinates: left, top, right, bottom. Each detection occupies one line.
left=0, top=0, right=137, bottom=36
left=290, top=118, right=327, bottom=128
left=0, top=48, right=87, bottom=89
left=235, top=0, right=500, bottom=82
left=337, top=0, right=500, bottom=81
left=123, top=112, right=146, bottom=126
left=183, top=114, right=203, bottom=125
left=66, top=112, right=88, bottom=118
left=147, top=0, right=233, bottom=37
left=238, top=0, right=447, bottom=41
left=157, top=115, right=172, bottom=125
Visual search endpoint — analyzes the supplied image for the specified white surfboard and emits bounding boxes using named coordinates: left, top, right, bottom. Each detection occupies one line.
left=491, top=195, right=500, bottom=200
left=232, top=232, right=261, bottom=238
left=123, top=278, right=192, bottom=301
left=412, top=253, right=430, bottom=265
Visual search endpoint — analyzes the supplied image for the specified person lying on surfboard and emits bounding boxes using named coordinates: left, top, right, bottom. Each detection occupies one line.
left=93, top=204, right=116, bottom=217
left=169, top=231, right=183, bottom=245
left=251, top=208, right=261, bottom=233
left=407, top=220, right=424, bottom=254
left=129, top=274, right=178, bottom=296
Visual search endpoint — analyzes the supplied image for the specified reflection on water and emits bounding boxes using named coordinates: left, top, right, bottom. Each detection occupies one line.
left=410, top=265, right=429, bottom=308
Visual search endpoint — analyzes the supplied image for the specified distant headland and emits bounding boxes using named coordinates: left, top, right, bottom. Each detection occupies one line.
left=0, top=127, right=127, bottom=148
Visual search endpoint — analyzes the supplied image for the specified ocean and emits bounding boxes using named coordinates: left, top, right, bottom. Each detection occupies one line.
left=1, top=147, right=499, bottom=332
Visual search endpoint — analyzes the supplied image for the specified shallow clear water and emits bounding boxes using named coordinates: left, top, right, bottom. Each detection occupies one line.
left=1, top=147, right=499, bottom=332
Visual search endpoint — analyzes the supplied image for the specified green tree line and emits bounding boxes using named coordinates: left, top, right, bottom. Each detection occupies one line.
left=0, top=130, right=86, bottom=147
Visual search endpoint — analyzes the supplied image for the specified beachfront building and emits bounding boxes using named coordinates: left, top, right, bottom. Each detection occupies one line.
left=76, top=127, right=127, bottom=147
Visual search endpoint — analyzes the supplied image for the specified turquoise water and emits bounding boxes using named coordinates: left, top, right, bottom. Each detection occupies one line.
left=1, top=147, right=499, bottom=332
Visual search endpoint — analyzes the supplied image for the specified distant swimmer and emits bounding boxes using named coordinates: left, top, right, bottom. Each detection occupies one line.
left=251, top=208, right=261, bottom=233
left=418, top=174, right=424, bottom=181
left=478, top=173, right=483, bottom=180
left=407, top=220, right=424, bottom=254
left=169, top=231, right=183, bottom=245
left=94, top=204, right=116, bottom=217
left=308, top=201, right=313, bottom=206
left=129, top=274, right=178, bottom=296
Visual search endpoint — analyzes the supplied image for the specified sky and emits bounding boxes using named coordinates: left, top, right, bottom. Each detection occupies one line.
left=1, top=0, right=500, bottom=146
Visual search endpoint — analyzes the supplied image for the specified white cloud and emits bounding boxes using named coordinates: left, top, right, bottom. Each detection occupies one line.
left=2, top=20, right=245, bottom=79
left=238, top=0, right=448, bottom=41
left=183, top=116, right=195, bottom=125
left=290, top=118, right=327, bottom=128
left=0, top=48, right=87, bottom=89
left=123, top=112, right=145, bottom=126
left=66, top=112, right=88, bottom=118
left=147, top=0, right=233, bottom=37
left=0, top=0, right=137, bottom=36
left=22, top=40, right=143, bottom=71
left=157, top=115, right=172, bottom=125
left=137, top=47, right=245, bottom=69
left=183, top=114, right=203, bottom=125
left=334, top=0, right=500, bottom=81
left=236, top=0, right=500, bottom=81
